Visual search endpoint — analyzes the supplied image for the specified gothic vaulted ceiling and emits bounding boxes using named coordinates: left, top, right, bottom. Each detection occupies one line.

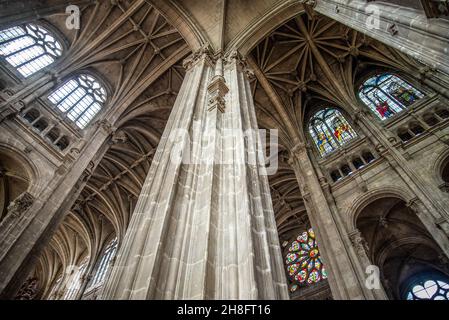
left=26, top=0, right=426, bottom=298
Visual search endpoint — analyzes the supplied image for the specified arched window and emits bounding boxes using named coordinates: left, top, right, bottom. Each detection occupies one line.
left=309, top=108, right=357, bottom=156
left=87, top=238, right=117, bottom=290
left=285, top=228, right=328, bottom=293
left=359, top=73, right=425, bottom=120
left=406, top=278, right=449, bottom=300
left=0, top=24, right=62, bottom=77
left=48, top=74, right=107, bottom=129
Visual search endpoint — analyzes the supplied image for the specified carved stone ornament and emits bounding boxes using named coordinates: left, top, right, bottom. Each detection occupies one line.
left=15, top=277, right=38, bottom=300
left=225, top=50, right=255, bottom=79
left=98, top=119, right=114, bottom=135
left=182, top=44, right=214, bottom=70
left=111, top=130, right=128, bottom=144
left=349, top=229, right=370, bottom=257
left=7, top=192, right=35, bottom=217
left=290, top=141, right=308, bottom=159
left=207, top=75, right=229, bottom=113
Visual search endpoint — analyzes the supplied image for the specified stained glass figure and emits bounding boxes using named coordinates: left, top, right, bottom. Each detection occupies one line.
left=285, top=228, right=327, bottom=293
left=0, top=24, right=63, bottom=77
left=309, top=108, right=357, bottom=156
left=359, top=73, right=424, bottom=120
left=48, top=74, right=107, bottom=129
left=406, top=279, right=449, bottom=300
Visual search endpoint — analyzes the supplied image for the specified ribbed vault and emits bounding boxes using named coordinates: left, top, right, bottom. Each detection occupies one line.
left=26, top=0, right=189, bottom=298
left=22, top=4, right=430, bottom=300
left=249, top=11, right=425, bottom=241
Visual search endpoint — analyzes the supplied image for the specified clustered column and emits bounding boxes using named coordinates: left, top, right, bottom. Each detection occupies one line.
left=101, top=49, right=289, bottom=300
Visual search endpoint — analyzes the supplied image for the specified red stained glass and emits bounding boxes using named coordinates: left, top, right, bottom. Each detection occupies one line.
left=285, top=228, right=327, bottom=290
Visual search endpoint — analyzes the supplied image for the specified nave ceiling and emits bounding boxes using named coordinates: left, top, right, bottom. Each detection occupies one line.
left=16, top=0, right=429, bottom=298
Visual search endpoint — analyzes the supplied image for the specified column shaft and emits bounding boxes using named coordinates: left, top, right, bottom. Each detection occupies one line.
left=101, top=52, right=288, bottom=300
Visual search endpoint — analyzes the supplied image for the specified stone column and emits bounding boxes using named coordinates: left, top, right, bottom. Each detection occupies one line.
left=101, top=49, right=289, bottom=300
left=0, top=121, right=111, bottom=298
left=288, top=142, right=374, bottom=300
left=315, top=0, right=449, bottom=74
left=348, top=229, right=387, bottom=300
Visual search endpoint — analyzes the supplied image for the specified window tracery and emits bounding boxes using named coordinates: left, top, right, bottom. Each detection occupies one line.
left=406, top=279, right=449, bottom=300
left=0, top=24, right=62, bottom=77
left=285, top=228, right=328, bottom=293
left=48, top=74, right=107, bottom=129
left=309, top=108, right=357, bottom=156
left=359, top=73, right=424, bottom=120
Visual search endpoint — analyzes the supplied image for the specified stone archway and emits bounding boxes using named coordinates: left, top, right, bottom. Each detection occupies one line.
left=356, top=196, right=449, bottom=300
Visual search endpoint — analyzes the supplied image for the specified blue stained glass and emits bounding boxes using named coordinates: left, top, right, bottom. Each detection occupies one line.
left=285, top=228, right=327, bottom=291
left=309, top=108, right=357, bottom=157
left=359, top=73, right=424, bottom=120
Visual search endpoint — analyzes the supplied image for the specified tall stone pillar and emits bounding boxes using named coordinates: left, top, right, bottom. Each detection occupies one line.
left=288, top=143, right=376, bottom=300
left=315, top=0, right=449, bottom=74
left=101, top=49, right=289, bottom=300
left=348, top=229, right=388, bottom=300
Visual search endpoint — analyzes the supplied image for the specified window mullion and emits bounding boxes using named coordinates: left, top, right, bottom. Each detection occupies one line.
left=379, top=87, right=404, bottom=111
left=74, top=100, right=96, bottom=122
left=3, top=41, right=37, bottom=58
left=52, top=84, right=80, bottom=108
left=14, top=51, right=46, bottom=68
left=64, top=92, right=88, bottom=115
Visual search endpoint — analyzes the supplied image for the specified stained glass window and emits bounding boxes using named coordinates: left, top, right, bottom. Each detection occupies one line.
left=359, top=73, right=425, bottom=120
left=285, top=228, right=328, bottom=293
left=406, top=279, right=449, bottom=300
left=48, top=74, right=107, bottom=129
left=0, top=24, right=62, bottom=77
left=309, top=108, right=357, bottom=156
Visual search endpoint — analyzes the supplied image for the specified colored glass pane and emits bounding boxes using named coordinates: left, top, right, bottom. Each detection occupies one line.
left=309, top=108, right=357, bottom=156
left=285, top=228, right=327, bottom=291
left=359, top=73, right=424, bottom=120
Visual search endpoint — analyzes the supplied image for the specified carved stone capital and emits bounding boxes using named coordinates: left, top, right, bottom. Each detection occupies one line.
left=353, top=108, right=369, bottom=123
left=224, top=50, right=255, bottom=79
left=348, top=229, right=369, bottom=258
left=304, top=0, right=316, bottom=8
left=406, top=197, right=422, bottom=213
left=290, top=141, right=308, bottom=159
left=14, top=277, right=38, bottom=300
left=7, top=192, right=35, bottom=218
left=303, top=0, right=317, bottom=18
left=97, top=119, right=114, bottom=135
left=182, top=44, right=215, bottom=71
left=12, top=100, right=26, bottom=112
left=0, top=106, right=19, bottom=124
